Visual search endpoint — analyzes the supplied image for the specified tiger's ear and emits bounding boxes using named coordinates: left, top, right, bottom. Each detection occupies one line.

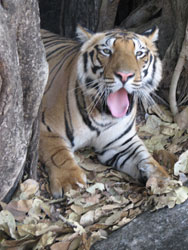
left=142, top=26, right=159, bottom=42
left=76, top=25, right=92, bottom=43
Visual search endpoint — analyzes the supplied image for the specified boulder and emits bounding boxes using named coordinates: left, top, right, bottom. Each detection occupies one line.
left=92, top=200, right=188, bottom=250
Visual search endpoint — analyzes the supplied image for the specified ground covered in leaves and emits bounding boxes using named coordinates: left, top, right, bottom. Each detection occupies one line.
left=0, top=106, right=188, bottom=250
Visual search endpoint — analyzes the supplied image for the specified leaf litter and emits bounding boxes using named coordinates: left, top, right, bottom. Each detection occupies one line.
left=0, top=106, right=188, bottom=249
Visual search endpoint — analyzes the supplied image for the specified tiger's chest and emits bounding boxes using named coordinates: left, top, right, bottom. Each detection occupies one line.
left=72, top=125, right=95, bottom=151
left=71, top=110, right=136, bottom=153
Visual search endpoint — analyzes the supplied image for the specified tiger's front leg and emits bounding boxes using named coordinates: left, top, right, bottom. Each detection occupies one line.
left=39, top=131, right=86, bottom=198
left=97, top=135, right=168, bottom=185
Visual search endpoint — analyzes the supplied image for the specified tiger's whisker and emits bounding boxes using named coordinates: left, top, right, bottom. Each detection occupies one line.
left=87, top=88, right=105, bottom=115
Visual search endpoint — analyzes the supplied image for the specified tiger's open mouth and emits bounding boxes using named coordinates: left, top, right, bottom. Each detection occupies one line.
left=107, top=88, right=132, bottom=118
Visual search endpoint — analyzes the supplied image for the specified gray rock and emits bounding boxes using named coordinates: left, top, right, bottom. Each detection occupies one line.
left=92, top=200, right=188, bottom=250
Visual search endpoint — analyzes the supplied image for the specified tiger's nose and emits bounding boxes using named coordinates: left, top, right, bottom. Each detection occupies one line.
left=116, top=72, right=134, bottom=84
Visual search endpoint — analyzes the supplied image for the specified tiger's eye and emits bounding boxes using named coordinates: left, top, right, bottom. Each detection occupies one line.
left=102, top=48, right=111, bottom=55
left=136, top=51, right=144, bottom=56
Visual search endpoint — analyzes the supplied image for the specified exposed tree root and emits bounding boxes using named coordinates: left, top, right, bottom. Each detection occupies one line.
left=169, top=21, right=188, bottom=119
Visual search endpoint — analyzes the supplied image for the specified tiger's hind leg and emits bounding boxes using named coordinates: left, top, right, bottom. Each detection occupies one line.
left=39, top=131, right=86, bottom=198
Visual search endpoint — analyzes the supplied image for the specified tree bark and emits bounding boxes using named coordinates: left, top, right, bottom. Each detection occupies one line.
left=59, top=0, right=102, bottom=37
left=160, top=0, right=188, bottom=102
left=97, top=0, right=120, bottom=32
left=0, top=0, right=48, bottom=202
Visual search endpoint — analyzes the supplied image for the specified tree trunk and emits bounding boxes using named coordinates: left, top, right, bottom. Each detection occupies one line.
left=39, top=0, right=120, bottom=37
left=59, top=0, right=102, bottom=37
left=97, top=0, right=120, bottom=32
left=161, top=0, right=188, bottom=100
left=0, top=0, right=48, bottom=202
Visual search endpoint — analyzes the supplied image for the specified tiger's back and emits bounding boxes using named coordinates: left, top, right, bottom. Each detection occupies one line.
left=40, top=26, right=167, bottom=198
left=41, top=30, right=80, bottom=109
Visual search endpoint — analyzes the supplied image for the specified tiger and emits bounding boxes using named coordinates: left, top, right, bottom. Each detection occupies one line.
left=39, top=25, right=168, bottom=198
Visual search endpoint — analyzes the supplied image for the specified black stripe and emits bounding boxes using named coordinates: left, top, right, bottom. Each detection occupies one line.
left=97, top=132, right=136, bottom=156
left=41, top=111, right=52, bottom=132
left=103, top=118, right=135, bottom=149
left=132, top=149, right=146, bottom=161
left=83, top=52, right=88, bottom=72
left=136, top=156, right=150, bottom=167
left=105, top=138, right=137, bottom=166
left=149, top=54, right=153, bottom=64
left=105, top=37, right=112, bottom=46
left=143, top=54, right=153, bottom=77
left=66, top=71, right=74, bottom=136
left=75, top=81, right=100, bottom=136
left=120, top=144, right=142, bottom=168
left=46, top=44, right=75, bottom=60
left=44, top=46, right=80, bottom=95
left=147, top=56, right=156, bottom=85
left=121, top=133, right=137, bottom=146
left=89, top=51, right=94, bottom=64
left=92, top=65, right=103, bottom=74
left=105, top=32, right=114, bottom=36
left=151, top=56, right=156, bottom=79
left=94, top=44, right=99, bottom=51
left=64, top=112, right=74, bottom=147
left=85, top=77, right=99, bottom=90
left=143, top=69, right=148, bottom=77
left=90, top=115, right=112, bottom=128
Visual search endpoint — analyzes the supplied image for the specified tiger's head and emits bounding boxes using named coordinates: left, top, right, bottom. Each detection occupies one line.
left=77, top=26, right=162, bottom=118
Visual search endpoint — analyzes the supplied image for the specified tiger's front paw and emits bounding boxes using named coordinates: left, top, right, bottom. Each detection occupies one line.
left=138, top=157, right=169, bottom=186
left=49, top=164, right=87, bottom=198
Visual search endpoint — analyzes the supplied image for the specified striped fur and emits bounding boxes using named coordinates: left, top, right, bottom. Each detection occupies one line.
left=39, top=27, right=167, bottom=198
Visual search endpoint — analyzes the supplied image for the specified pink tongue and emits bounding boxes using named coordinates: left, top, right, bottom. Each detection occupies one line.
left=107, top=88, right=129, bottom=118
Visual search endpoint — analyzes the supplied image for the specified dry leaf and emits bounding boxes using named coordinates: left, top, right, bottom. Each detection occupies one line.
left=86, top=183, right=105, bottom=194
left=71, top=204, right=85, bottom=216
left=51, top=241, right=70, bottom=250
left=0, top=210, right=18, bottom=239
left=174, top=186, right=188, bottom=204
left=80, top=210, right=95, bottom=226
left=144, top=135, right=166, bottom=153
left=68, top=212, right=80, bottom=222
left=34, top=231, right=55, bottom=250
left=89, top=230, right=108, bottom=246
left=147, top=104, right=173, bottom=123
left=17, top=222, right=49, bottom=237
left=19, top=179, right=39, bottom=199
left=153, top=150, right=178, bottom=171
left=160, top=123, right=179, bottom=136
left=175, top=106, right=188, bottom=129
left=174, top=150, right=188, bottom=176
left=79, top=158, right=108, bottom=173
left=52, top=233, right=81, bottom=250
left=0, top=200, right=33, bottom=222
left=84, top=194, right=101, bottom=206
left=117, top=217, right=132, bottom=227
left=102, top=204, right=122, bottom=212
left=104, top=211, right=122, bottom=226
left=153, top=186, right=188, bottom=210
left=139, top=115, right=162, bottom=135
left=0, top=236, right=36, bottom=249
